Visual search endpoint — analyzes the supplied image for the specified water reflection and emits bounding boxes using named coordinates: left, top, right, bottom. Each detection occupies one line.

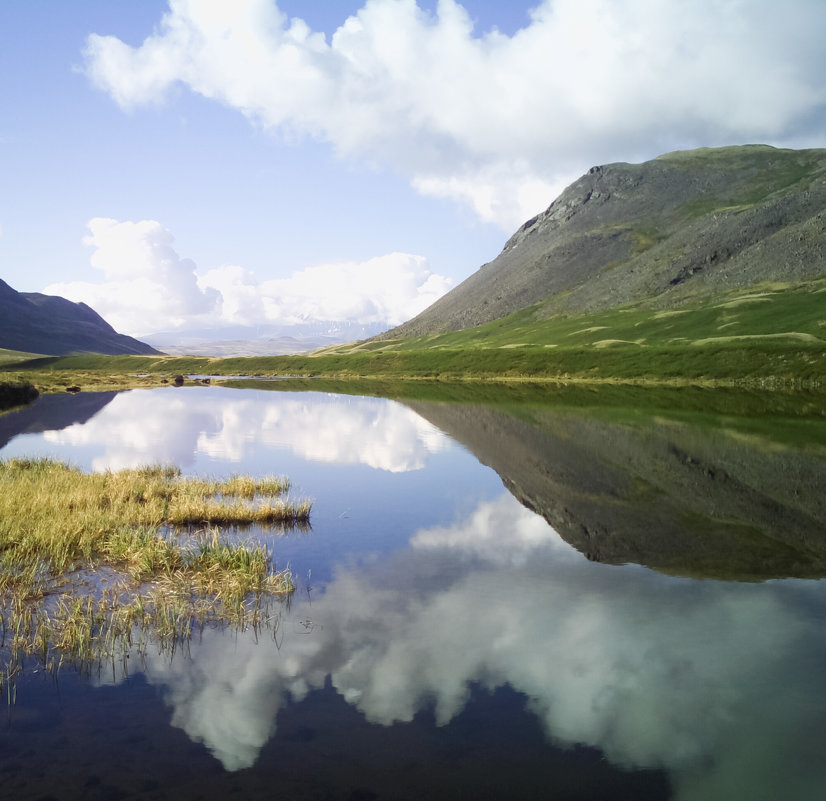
left=0, top=390, right=116, bottom=449
left=3, top=386, right=826, bottom=799
left=86, top=491, right=826, bottom=799
left=3, top=387, right=448, bottom=473
left=408, top=398, right=826, bottom=579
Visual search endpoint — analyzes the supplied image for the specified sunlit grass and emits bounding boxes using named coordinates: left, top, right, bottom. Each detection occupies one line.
left=0, top=459, right=308, bottom=592
left=0, top=458, right=307, bottom=695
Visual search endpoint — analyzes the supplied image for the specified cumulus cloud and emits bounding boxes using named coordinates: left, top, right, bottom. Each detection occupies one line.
left=83, top=0, right=826, bottom=229
left=201, top=252, right=452, bottom=327
left=45, top=218, right=451, bottom=336
left=45, top=217, right=220, bottom=335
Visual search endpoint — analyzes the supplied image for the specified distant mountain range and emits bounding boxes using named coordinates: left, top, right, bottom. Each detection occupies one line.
left=0, top=278, right=160, bottom=356
left=142, top=321, right=389, bottom=357
left=0, top=273, right=389, bottom=358
left=381, top=145, right=826, bottom=339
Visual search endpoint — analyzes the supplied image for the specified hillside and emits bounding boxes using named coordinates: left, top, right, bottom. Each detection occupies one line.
left=381, top=145, right=826, bottom=339
left=4, top=145, right=826, bottom=386
left=0, top=279, right=160, bottom=356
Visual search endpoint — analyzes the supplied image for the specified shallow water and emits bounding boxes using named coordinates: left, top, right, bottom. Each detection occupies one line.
left=2, top=384, right=826, bottom=800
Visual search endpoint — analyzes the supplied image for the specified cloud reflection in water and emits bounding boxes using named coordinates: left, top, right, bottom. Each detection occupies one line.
left=39, top=387, right=448, bottom=473
left=107, top=493, right=826, bottom=800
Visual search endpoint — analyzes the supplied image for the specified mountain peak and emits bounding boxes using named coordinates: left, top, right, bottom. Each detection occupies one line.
left=380, top=145, right=826, bottom=339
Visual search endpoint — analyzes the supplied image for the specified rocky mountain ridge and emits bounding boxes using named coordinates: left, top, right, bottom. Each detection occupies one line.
left=381, top=145, right=826, bottom=339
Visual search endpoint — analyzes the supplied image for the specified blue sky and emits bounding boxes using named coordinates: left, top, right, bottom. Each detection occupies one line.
left=1, top=1, right=825, bottom=337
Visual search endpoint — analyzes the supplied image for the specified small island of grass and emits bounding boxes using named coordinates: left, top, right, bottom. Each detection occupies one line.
left=0, top=458, right=311, bottom=697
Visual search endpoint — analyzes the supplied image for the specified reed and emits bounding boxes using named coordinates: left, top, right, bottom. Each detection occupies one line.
left=0, top=380, right=38, bottom=410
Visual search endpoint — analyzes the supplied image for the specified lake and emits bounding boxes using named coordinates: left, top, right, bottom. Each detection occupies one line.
left=1, top=382, right=826, bottom=800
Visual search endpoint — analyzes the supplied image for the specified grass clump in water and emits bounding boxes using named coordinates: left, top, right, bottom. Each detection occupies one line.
left=0, top=458, right=307, bottom=694
left=0, top=458, right=309, bottom=594
left=0, top=380, right=39, bottom=411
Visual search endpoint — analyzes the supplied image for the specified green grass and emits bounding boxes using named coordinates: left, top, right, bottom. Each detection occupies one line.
left=2, top=280, right=825, bottom=387
left=0, top=348, right=46, bottom=366
left=0, top=459, right=309, bottom=592
left=294, top=281, right=826, bottom=384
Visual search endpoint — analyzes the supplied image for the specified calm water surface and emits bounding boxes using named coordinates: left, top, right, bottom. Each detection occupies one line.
left=1, top=385, right=825, bottom=801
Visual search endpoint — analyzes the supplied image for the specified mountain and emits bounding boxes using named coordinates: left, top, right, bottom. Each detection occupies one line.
left=0, top=279, right=161, bottom=356
left=381, top=145, right=826, bottom=339
left=141, top=320, right=388, bottom=356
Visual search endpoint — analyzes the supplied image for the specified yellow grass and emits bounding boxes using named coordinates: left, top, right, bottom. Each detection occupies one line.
left=0, top=458, right=308, bottom=691
left=0, top=459, right=309, bottom=593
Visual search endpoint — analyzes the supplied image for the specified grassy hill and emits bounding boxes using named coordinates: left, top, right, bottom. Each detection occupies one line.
left=303, top=279, right=825, bottom=385
left=2, top=279, right=824, bottom=387
left=380, top=145, right=826, bottom=339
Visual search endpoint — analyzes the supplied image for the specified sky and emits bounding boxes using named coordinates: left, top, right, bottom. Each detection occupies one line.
left=1, top=0, right=825, bottom=338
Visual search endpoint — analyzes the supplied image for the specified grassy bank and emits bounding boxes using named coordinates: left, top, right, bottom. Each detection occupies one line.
left=3, top=282, right=825, bottom=388
left=3, top=340, right=820, bottom=388
left=0, top=459, right=310, bottom=693
left=320, top=280, right=826, bottom=384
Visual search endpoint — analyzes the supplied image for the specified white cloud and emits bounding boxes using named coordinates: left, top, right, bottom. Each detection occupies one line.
left=83, top=0, right=826, bottom=229
left=202, top=252, right=452, bottom=327
left=44, top=218, right=452, bottom=336
left=45, top=217, right=220, bottom=335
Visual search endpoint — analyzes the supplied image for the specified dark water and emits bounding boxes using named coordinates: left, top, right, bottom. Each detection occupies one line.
left=2, top=384, right=826, bottom=800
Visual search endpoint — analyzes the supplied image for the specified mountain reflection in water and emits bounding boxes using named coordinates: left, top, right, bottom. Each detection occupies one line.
left=0, top=389, right=117, bottom=450
left=408, top=392, right=826, bottom=580
left=1, top=384, right=825, bottom=800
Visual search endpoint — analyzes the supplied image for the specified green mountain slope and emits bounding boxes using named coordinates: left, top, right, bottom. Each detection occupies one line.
left=381, top=145, right=826, bottom=339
